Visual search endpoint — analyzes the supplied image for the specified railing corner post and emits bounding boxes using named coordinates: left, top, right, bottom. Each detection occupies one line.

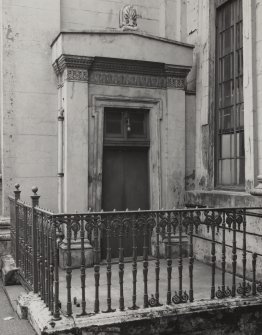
left=14, top=184, right=21, bottom=265
left=31, top=186, right=40, bottom=294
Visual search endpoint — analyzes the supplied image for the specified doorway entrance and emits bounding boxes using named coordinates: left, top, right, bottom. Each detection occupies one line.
left=101, top=108, right=150, bottom=258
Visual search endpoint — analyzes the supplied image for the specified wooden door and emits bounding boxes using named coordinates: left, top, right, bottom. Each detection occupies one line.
left=101, top=147, right=149, bottom=258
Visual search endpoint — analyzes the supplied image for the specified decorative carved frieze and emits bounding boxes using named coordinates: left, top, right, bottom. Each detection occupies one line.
left=119, top=5, right=138, bottom=30
left=89, top=71, right=166, bottom=89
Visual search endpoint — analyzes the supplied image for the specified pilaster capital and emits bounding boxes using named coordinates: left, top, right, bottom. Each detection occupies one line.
left=53, top=54, right=95, bottom=82
left=164, top=64, right=191, bottom=89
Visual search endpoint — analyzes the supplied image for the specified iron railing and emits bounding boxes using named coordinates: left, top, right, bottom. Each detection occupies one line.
left=9, top=185, right=262, bottom=321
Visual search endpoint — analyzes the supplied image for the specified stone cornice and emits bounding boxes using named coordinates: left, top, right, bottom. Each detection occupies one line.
left=53, top=54, right=191, bottom=89
left=164, top=64, right=191, bottom=78
left=53, top=54, right=94, bottom=75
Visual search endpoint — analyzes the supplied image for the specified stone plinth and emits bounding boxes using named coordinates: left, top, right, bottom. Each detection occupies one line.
left=59, top=239, right=93, bottom=269
left=160, top=234, right=188, bottom=258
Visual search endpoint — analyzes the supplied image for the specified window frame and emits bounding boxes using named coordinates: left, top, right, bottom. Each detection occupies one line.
left=215, top=0, right=245, bottom=190
left=103, top=107, right=150, bottom=148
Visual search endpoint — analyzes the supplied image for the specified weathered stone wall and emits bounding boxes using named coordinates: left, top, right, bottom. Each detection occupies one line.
left=1, top=0, right=61, bottom=215
left=184, top=0, right=215, bottom=191
left=60, top=0, right=185, bottom=41
left=79, top=305, right=262, bottom=335
left=185, top=91, right=196, bottom=190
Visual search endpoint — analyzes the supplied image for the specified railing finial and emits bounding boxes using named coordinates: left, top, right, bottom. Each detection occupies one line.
left=15, top=183, right=20, bottom=190
left=32, top=186, right=38, bottom=195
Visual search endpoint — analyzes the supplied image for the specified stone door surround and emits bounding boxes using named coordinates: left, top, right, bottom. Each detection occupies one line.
left=52, top=31, right=193, bottom=212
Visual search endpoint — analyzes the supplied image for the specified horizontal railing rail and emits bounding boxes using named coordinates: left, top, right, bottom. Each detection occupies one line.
left=9, top=184, right=262, bottom=321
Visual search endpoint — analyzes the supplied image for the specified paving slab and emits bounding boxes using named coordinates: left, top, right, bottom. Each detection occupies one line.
left=59, top=259, right=244, bottom=315
left=0, top=279, right=36, bottom=334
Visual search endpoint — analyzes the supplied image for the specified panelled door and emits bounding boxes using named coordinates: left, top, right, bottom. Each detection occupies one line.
left=101, top=108, right=150, bottom=259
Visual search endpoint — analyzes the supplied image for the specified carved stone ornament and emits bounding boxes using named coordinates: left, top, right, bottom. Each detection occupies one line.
left=66, top=69, right=88, bottom=82
left=119, top=5, right=138, bottom=30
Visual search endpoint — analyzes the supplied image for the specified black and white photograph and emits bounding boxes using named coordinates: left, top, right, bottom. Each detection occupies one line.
left=0, top=0, right=261, bottom=334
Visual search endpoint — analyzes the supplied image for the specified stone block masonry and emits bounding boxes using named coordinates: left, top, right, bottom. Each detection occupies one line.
left=21, top=292, right=262, bottom=335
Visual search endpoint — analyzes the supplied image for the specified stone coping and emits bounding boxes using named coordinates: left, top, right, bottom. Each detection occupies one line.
left=51, top=30, right=195, bottom=49
left=22, top=292, right=262, bottom=335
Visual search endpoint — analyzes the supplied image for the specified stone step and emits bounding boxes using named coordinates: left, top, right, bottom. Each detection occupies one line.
left=3, top=283, right=27, bottom=316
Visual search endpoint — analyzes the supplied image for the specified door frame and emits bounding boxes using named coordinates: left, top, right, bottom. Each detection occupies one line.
left=88, top=95, right=163, bottom=211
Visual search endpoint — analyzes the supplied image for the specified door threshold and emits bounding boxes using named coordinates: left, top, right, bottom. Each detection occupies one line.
left=100, top=255, right=156, bottom=265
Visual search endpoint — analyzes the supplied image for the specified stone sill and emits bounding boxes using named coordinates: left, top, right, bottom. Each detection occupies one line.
left=187, top=189, right=251, bottom=197
left=185, top=190, right=262, bottom=207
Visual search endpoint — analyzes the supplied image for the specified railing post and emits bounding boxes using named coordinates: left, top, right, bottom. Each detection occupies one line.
left=53, top=224, right=62, bottom=321
left=31, top=186, right=40, bottom=294
left=14, top=184, right=21, bottom=265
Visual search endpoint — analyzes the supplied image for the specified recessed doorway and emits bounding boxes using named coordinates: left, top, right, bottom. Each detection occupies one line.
left=101, top=108, right=150, bottom=258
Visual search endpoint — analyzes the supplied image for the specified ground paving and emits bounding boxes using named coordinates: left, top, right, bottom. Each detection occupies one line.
left=0, top=279, right=35, bottom=335
left=59, top=259, right=243, bottom=315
